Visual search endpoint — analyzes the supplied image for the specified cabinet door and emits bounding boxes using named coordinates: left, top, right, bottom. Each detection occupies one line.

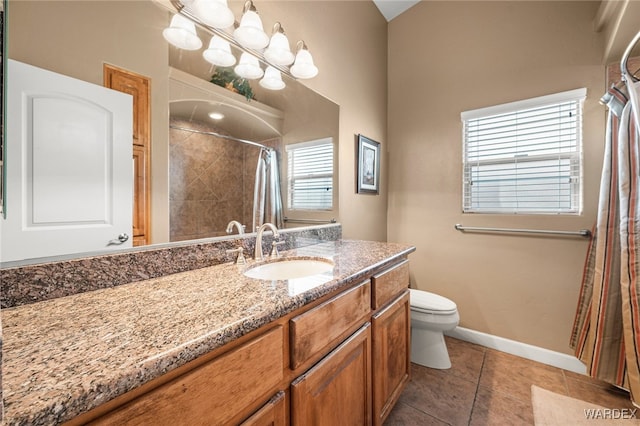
left=103, top=64, right=150, bottom=148
left=372, top=291, right=410, bottom=426
left=132, top=144, right=148, bottom=246
left=92, top=326, right=284, bottom=426
left=241, top=391, right=286, bottom=426
left=104, top=64, right=151, bottom=246
left=291, top=323, right=372, bottom=426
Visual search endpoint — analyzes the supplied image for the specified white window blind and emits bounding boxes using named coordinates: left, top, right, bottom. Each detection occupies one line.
left=286, top=138, right=333, bottom=210
left=461, top=88, right=586, bottom=214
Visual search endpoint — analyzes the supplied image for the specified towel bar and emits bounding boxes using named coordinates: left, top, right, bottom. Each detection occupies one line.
left=454, top=224, right=591, bottom=238
left=284, top=217, right=337, bottom=224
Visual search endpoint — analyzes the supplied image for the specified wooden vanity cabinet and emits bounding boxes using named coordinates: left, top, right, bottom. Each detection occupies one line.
left=86, top=326, right=285, bottom=426
left=372, top=291, right=411, bottom=425
left=371, top=260, right=409, bottom=310
left=289, top=260, right=411, bottom=426
left=291, top=323, right=372, bottom=425
left=70, top=259, right=412, bottom=426
left=370, top=261, right=411, bottom=425
left=240, top=391, right=287, bottom=426
left=290, top=280, right=371, bottom=370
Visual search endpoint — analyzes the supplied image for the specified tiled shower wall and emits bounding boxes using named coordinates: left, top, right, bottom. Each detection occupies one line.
left=169, top=118, right=281, bottom=241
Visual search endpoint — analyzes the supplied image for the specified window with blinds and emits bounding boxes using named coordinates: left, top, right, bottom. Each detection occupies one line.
left=286, top=138, right=333, bottom=210
left=461, top=88, right=586, bottom=214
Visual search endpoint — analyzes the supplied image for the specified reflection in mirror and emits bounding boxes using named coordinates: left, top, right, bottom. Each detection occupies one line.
left=169, top=106, right=282, bottom=240
left=0, top=0, right=4, bottom=219
left=165, top=12, right=340, bottom=237
left=2, top=0, right=339, bottom=266
left=0, top=0, right=7, bottom=219
left=168, top=66, right=286, bottom=240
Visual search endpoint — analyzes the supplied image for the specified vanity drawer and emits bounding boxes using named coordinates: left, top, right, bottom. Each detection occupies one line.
left=371, top=260, right=410, bottom=310
left=290, top=280, right=371, bottom=369
left=91, top=326, right=284, bottom=426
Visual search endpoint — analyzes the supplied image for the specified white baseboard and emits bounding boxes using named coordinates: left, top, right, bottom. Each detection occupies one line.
left=445, top=326, right=587, bottom=375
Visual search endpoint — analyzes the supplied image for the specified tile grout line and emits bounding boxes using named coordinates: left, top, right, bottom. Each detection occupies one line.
left=560, top=369, right=571, bottom=396
left=467, top=347, right=488, bottom=426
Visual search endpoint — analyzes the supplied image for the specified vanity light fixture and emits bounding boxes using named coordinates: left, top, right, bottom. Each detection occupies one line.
left=233, top=0, right=269, bottom=50
left=234, top=52, right=264, bottom=80
left=290, top=41, right=318, bottom=79
left=259, top=66, right=285, bottom=90
left=203, top=35, right=236, bottom=67
left=162, top=14, right=202, bottom=51
left=165, top=0, right=319, bottom=89
left=191, top=0, right=235, bottom=29
left=264, top=23, right=295, bottom=66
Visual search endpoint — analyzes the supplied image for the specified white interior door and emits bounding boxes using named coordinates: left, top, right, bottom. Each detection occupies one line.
left=1, top=60, right=133, bottom=263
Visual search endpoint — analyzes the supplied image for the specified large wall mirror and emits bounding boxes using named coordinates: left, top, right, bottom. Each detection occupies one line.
left=2, top=0, right=339, bottom=266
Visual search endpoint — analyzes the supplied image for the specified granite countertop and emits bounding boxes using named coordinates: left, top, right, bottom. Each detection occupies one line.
left=1, top=239, right=415, bottom=425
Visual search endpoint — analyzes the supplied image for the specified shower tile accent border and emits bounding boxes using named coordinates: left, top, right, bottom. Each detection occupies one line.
left=0, top=224, right=342, bottom=309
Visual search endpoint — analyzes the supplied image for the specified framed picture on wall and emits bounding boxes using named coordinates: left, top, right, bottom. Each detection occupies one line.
left=356, top=134, right=380, bottom=194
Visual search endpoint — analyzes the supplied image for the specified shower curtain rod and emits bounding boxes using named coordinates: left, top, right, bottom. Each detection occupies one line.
left=170, top=125, right=274, bottom=150
left=621, top=30, right=640, bottom=82
left=454, top=224, right=591, bottom=238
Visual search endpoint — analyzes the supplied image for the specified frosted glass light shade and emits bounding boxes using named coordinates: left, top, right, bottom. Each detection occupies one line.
left=234, top=53, right=264, bottom=79
left=259, top=66, right=285, bottom=90
left=233, top=10, right=269, bottom=49
left=264, top=32, right=295, bottom=66
left=162, top=14, right=202, bottom=51
left=290, top=48, right=318, bottom=79
left=203, top=36, right=236, bottom=67
left=192, top=0, right=235, bottom=29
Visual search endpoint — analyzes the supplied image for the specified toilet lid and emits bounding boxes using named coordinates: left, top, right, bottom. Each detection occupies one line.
left=410, top=289, right=457, bottom=314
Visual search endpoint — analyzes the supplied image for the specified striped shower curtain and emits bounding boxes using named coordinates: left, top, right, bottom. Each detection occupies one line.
left=570, top=84, right=640, bottom=405
left=252, top=147, right=284, bottom=232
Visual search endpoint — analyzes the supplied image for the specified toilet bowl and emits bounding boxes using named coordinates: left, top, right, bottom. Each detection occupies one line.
left=409, top=288, right=460, bottom=369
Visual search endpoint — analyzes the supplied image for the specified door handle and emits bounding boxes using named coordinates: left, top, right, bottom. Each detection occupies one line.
left=108, top=233, right=130, bottom=245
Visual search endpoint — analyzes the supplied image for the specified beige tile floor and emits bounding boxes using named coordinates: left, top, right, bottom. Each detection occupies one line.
left=384, top=336, right=636, bottom=425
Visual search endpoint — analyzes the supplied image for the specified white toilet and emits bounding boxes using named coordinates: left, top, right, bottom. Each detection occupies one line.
left=409, top=288, right=460, bottom=369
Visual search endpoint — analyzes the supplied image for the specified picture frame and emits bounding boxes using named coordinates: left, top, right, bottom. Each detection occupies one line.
left=356, top=134, right=380, bottom=194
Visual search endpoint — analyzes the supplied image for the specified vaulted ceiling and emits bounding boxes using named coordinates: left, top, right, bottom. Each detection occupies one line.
left=372, top=0, right=420, bottom=21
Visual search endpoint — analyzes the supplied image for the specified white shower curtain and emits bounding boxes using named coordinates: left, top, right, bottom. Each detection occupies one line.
left=252, top=147, right=284, bottom=232
left=571, top=82, right=640, bottom=405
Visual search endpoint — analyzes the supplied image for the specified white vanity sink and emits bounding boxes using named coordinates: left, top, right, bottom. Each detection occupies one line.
left=244, top=258, right=334, bottom=280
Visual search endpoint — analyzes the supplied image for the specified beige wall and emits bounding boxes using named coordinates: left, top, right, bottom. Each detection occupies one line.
left=387, top=1, right=606, bottom=354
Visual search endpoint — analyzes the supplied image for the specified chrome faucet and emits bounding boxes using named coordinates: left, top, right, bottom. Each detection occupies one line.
left=254, top=222, right=279, bottom=261
left=226, top=220, right=245, bottom=235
